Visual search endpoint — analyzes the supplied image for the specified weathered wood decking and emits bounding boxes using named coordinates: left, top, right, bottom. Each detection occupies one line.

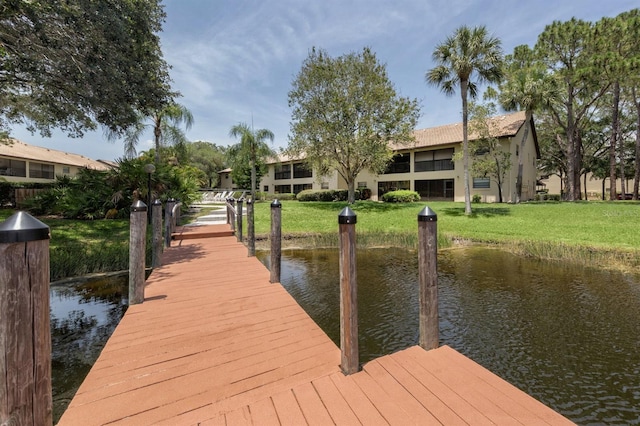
left=58, top=225, right=574, bottom=425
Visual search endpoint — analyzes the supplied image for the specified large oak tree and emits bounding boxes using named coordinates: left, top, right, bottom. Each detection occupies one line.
left=0, top=0, right=173, bottom=139
left=288, top=47, right=420, bottom=204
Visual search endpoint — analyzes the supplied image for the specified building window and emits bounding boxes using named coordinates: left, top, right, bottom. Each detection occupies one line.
left=357, top=182, right=367, bottom=189
left=414, top=148, right=454, bottom=172
left=321, top=182, right=329, bottom=190
left=62, top=166, right=71, bottom=174
left=384, top=153, right=410, bottom=174
left=263, top=185, right=269, bottom=192
left=0, top=158, right=27, bottom=177
left=274, top=184, right=291, bottom=194
left=274, top=164, right=291, bottom=180
left=293, top=162, right=312, bottom=179
left=415, top=179, right=454, bottom=201
left=29, top=162, right=55, bottom=179
left=378, top=180, right=410, bottom=198
left=293, top=183, right=313, bottom=194
left=473, top=177, right=490, bottom=189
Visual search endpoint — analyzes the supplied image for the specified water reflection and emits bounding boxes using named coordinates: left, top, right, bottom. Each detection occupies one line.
left=257, top=247, right=640, bottom=425
left=50, top=275, right=127, bottom=423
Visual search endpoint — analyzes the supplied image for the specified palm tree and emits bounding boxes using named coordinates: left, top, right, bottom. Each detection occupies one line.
left=228, top=122, right=275, bottom=200
left=494, top=45, right=560, bottom=203
left=426, top=25, right=503, bottom=215
left=111, top=103, right=194, bottom=164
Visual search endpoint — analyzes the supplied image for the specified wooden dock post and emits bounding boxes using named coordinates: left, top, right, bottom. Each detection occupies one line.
left=269, top=199, right=281, bottom=283
left=0, top=212, right=52, bottom=425
left=418, top=206, right=439, bottom=350
left=165, top=198, right=176, bottom=248
left=129, top=200, right=147, bottom=305
left=338, top=206, right=359, bottom=374
left=236, top=197, right=243, bottom=243
left=229, top=197, right=236, bottom=235
left=247, top=199, right=255, bottom=256
left=152, top=199, right=163, bottom=268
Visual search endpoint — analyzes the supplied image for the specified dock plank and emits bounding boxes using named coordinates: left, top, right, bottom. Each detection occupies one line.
left=58, top=224, right=574, bottom=425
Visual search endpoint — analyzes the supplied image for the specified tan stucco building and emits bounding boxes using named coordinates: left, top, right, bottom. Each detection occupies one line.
left=260, top=111, right=539, bottom=202
left=0, top=139, right=111, bottom=183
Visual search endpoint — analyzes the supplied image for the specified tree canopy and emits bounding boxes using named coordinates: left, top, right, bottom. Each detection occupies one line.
left=227, top=123, right=275, bottom=196
left=187, top=141, right=227, bottom=188
left=288, top=47, right=420, bottom=204
left=0, top=0, right=173, bottom=138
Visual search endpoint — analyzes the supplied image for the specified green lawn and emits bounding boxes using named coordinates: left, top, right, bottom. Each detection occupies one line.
left=3, top=200, right=640, bottom=276
left=251, top=200, right=640, bottom=250
left=249, top=200, right=640, bottom=271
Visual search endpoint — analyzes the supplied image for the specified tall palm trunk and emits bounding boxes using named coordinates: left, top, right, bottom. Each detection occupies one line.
left=515, top=111, right=532, bottom=203
left=461, top=79, right=472, bottom=215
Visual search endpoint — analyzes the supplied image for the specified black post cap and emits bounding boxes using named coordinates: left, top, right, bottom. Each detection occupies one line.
left=418, top=206, right=437, bottom=222
left=0, top=211, right=50, bottom=243
left=131, top=199, right=148, bottom=212
left=338, top=206, right=357, bottom=224
left=152, top=199, right=162, bottom=206
left=271, top=199, right=281, bottom=208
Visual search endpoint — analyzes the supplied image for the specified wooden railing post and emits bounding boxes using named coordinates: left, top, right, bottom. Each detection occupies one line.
left=152, top=199, right=163, bottom=268
left=229, top=197, right=236, bottom=234
left=269, top=199, right=281, bottom=283
left=236, top=197, right=243, bottom=243
left=165, top=198, right=176, bottom=248
left=338, top=206, right=359, bottom=375
left=129, top=200, right=147, bottom=305
left=418, top=206, right=439, bottom=350
left=247, top=199, right=255, bottom=256
left=0, top=212, right=52, bottom=425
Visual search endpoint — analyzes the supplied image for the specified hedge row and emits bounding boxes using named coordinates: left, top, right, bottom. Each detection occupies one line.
left=296, top=189, right=372, bottom=202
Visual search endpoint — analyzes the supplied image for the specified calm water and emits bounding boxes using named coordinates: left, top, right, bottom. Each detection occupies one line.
left=257, top=247, right=640, bottom=425
left=50, top=275, right=127, bottom=423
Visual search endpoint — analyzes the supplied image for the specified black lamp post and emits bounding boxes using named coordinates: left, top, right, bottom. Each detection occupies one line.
left=144, top=163, right=156, bottom=223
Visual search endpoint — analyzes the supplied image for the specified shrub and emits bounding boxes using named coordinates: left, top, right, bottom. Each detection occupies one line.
left=472, top=194, right=482, bottom=203
left=296, top=189, right=363, bottom=202
left=534, top=193, right=561, bottom=202
left=381, top=190, right=420, bottom=203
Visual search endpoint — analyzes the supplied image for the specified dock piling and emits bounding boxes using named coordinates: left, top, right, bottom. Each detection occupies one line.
left=247, top=199, right=255, bottom=256
left=418, top=206, right=439, bottom=350
left=269, top=199, right=281, bottom=283
left=152, top=199, right=162, bottom=268
left=338, top=206, right=359, bottom=374
left=236, top=197, right=243, bottom=243
left=129, top=200, right=147, bottom=305
left=0, top=212, right=52, bottom=425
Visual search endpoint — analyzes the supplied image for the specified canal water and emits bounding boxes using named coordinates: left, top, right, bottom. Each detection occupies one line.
left=257, top=247, right=640, bottom=425
left=50, top=275, right=127, bottom=423
left=49, top=247, right=640, bottom=425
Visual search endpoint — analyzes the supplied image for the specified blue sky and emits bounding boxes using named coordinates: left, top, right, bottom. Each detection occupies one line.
left=9, top=0, right=638, bottom=161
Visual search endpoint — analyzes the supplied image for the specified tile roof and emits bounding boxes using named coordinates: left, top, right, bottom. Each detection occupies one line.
left=0, top=139, right=110, bottom=170
left=400, top=111, right=527, bottom=150
left=263, top=111, right=529, bottom=164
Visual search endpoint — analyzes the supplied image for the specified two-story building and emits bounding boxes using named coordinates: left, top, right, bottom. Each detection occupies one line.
left=0, top=139, right=111, bottom=183
left=260, top=111, right=539, bottom=202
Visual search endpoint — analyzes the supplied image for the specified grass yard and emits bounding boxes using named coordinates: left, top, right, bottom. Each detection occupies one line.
left=250, top=200, right=640, bottom=271
left=3, top=200, right=640, bottom=275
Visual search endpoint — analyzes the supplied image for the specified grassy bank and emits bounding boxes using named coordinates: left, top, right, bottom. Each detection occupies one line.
left=3, top=200, right=640, bottom=277
left=250, top=200, right=640, bottom=272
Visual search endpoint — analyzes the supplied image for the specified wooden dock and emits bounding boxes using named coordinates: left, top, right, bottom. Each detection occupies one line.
left=58, top=225, right=574, bottom=425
